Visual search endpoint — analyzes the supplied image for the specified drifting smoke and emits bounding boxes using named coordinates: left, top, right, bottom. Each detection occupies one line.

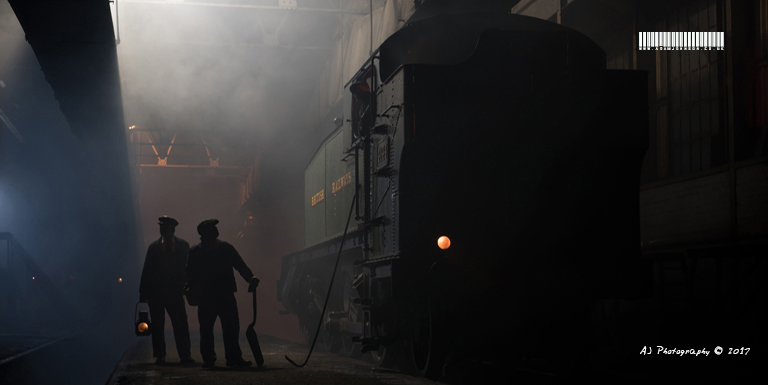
left=1, top=0, right=353, bottom=383
left=115, top=1, right=343, bottom=342
left=117, top=1, right=334, bottom=139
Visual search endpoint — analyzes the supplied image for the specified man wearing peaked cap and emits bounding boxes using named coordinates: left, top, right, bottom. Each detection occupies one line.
left=186, top=219, right=259, bottom=368
left=158, top=215, right=179, bottom=226
left=196, top=219, right=219, bottom=234
left=139, top=216, right=194, bottom=365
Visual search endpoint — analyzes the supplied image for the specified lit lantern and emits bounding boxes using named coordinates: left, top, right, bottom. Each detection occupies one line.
left=437, top=235, right=451, bottom=250
left=135, top=303, right=152, bottom=336
left=118, top=278, right=123, bottom=283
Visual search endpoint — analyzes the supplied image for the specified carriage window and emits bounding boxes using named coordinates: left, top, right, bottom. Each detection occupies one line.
left=655, top=0, right=723, bottom=178
left=752, top=1, right=768, bottom=133
left=759, top=0, right=768, bottom=57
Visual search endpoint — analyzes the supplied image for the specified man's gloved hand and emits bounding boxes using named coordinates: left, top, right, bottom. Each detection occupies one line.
left=248, top=276, right=260, bottom=292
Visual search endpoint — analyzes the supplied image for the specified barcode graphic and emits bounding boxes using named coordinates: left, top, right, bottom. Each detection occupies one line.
left=638, top=32, right=724, bottom=50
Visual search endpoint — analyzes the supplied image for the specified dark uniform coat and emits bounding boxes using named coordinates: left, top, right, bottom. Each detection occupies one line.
left=186, top=240, right=254, bottom=364
left=139, top=236, right=193, bottom=360
left=186, top=240, right=253, bottom=298
left=140, top=237, right=190, bottom=299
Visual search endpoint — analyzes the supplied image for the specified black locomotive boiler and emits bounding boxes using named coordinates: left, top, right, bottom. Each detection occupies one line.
left=277, top=11, right=650, bottom=377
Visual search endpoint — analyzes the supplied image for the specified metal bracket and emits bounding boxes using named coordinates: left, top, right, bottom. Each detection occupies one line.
left=355, top=254, right=400, bottom=267
left=370, top=216, right=387, bottom=227
left=374, top=167, right=393, bottom=177
left=373, top=124, right=389, bottom=135
left=378, top=104, right=402, bottom=117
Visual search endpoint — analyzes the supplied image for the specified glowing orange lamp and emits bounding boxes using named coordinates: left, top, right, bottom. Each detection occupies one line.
left=135, top=302, right=152, bottom=336
left=437, top=235, right=451, bottom=250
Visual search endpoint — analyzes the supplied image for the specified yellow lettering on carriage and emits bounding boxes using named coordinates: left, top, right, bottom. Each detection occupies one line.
left=332, top=172, right=352, bottom=194
left=311, top=189, right=325, bottom=207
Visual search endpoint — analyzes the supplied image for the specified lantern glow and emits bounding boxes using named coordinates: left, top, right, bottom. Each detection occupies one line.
left=135, top=308, right=152, bottom=336
left=437, top=236, right=451, bottom=250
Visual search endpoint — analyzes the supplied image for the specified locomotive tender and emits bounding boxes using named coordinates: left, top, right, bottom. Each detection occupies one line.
left=277, top=11, right=650, bottom=377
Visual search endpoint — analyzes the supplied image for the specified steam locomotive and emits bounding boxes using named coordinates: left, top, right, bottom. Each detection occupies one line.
left=277, top=11, right=650, bottom=377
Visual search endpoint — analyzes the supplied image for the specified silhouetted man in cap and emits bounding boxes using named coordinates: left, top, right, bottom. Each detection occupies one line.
left=186, top=219, right=259, bottom=368
left=139, top=216, right=194, bottom=365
